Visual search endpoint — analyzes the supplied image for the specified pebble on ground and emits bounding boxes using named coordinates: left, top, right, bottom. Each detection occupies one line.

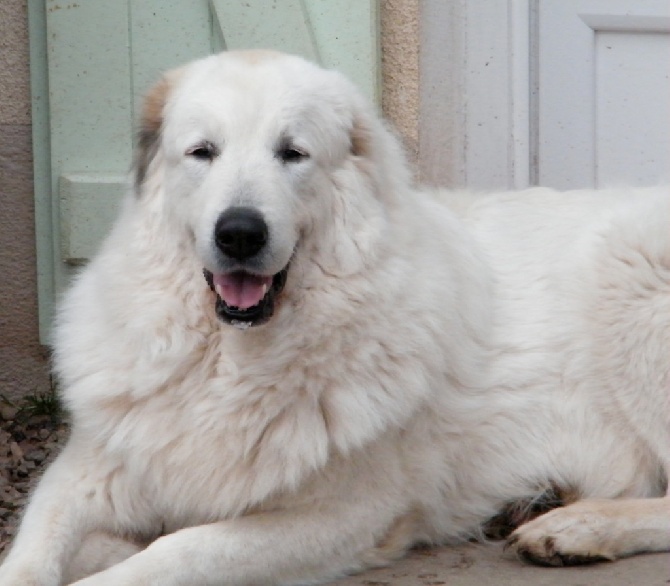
left=0, top=407, right=68, bottom=555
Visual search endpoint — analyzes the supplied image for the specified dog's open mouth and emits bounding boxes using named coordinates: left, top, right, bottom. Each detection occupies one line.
left=203, top=267, right=288, bottom=328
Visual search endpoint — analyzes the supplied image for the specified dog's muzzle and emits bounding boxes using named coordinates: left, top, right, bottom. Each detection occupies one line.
left=204, top=207, right=288, bottom=328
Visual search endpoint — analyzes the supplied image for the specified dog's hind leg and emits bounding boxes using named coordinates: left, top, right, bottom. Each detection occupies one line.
left=506, top=493, right=670, bottom=565
left=511, top=193, right=670, bottom=565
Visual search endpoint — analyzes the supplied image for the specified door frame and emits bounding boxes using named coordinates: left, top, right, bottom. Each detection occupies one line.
left=418, top=0, right=535, bottom=190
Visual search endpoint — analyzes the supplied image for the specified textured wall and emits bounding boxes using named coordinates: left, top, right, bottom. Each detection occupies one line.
left=380, top=0, right=420, bottom=165
left=0, top=0, right=51, bottom=400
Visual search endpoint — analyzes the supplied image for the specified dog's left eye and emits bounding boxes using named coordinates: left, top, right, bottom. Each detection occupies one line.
left=277, top=144, right=309, bottom=164
left=186, top=142, right=217, bottom=161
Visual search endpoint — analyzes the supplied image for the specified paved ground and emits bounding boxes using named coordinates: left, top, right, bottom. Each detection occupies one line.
left=0, top=541, right=667, bottom=584
left=334, top=543, right=670, bottom=586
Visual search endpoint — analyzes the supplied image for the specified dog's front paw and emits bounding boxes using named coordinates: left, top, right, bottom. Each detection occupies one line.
left=506, top=501, right=617, bottom=566
left=0, top=561, right=51, bottom=586
left=69, top=560, right=146, bottom=586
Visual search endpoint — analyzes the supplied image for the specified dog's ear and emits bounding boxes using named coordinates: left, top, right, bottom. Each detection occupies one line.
left=133, top=71, right=179, bottom=193
left=350, top=112, right=373, bottom=158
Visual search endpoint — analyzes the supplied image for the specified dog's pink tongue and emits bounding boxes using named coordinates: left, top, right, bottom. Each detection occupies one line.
left=212, top=273, right=272, bottom=309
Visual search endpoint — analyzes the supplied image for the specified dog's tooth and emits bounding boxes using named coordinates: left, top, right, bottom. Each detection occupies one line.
left=214, top=283, right=224, bottom=298
left=261, top=284, right=268, bottom=296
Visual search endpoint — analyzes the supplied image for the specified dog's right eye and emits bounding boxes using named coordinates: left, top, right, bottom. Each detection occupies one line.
left=186, top=142, right=217, bottom=161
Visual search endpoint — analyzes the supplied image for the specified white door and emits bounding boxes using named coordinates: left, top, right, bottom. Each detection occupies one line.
left=537, top=0, right=670, bottom=189
left=418, top=0, right=670, bottom=190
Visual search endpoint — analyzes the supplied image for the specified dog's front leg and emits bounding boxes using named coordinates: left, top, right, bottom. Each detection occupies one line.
left=70, top=499, right=413, bottom=586
left=0, top=442, right=116, bottom=586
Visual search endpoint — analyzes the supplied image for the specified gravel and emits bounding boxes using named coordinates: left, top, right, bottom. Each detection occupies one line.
left=0, top=407, right=68, bottom=555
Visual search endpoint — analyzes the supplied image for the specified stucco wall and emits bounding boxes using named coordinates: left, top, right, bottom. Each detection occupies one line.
left=0, top=0, right=420, bottom=401
left=0, top=0, right=51, bottom=401
left=380, top=0, right=420, bottom=165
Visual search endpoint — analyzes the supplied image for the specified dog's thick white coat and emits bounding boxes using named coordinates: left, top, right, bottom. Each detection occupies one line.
left=1, top=51, right=668, bottom=586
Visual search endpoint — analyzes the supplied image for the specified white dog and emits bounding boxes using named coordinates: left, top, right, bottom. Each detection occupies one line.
left=1, top=50, right=668, bottom=586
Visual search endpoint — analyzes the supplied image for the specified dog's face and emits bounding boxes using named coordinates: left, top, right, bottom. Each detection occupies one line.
left=135, top=51, right=384, bottom=328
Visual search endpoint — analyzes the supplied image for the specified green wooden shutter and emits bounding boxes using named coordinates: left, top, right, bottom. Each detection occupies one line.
left=28, top=0, right=380, bottom=342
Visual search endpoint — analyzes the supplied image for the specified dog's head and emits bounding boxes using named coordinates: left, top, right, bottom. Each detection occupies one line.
left=135, top=51, right=406, bottom=328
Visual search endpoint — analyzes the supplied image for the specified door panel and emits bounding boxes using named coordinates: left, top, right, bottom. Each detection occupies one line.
left=595, top=31, right=670, bottom=187
left=537, top=0, right=670, bottom=188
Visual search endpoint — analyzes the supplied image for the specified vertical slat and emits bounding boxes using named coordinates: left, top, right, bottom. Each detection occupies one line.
left=129, top=0, right=215, bottom=110
left=536, top=0, right=596, bottom=189
left=45, top=0, right=133, bottom=318
left=210, top=0, right=379, bottom=105
left=463, top=1, right=513, bottom=190
left=210, top=0, right=319, bottom=61
left=47, top=2, right=133, bottom=175
left=418, top=0, right=467, bottom=187
left=27, top=0, right=53, bottom=342
left=303, top=0, right=380, bottom=105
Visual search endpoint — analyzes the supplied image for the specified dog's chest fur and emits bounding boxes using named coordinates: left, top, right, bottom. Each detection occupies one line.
left=74, top=307, right=439, bottom=532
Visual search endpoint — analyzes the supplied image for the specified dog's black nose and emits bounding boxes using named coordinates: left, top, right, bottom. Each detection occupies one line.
left=214, top=207, right=269, bottom=260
